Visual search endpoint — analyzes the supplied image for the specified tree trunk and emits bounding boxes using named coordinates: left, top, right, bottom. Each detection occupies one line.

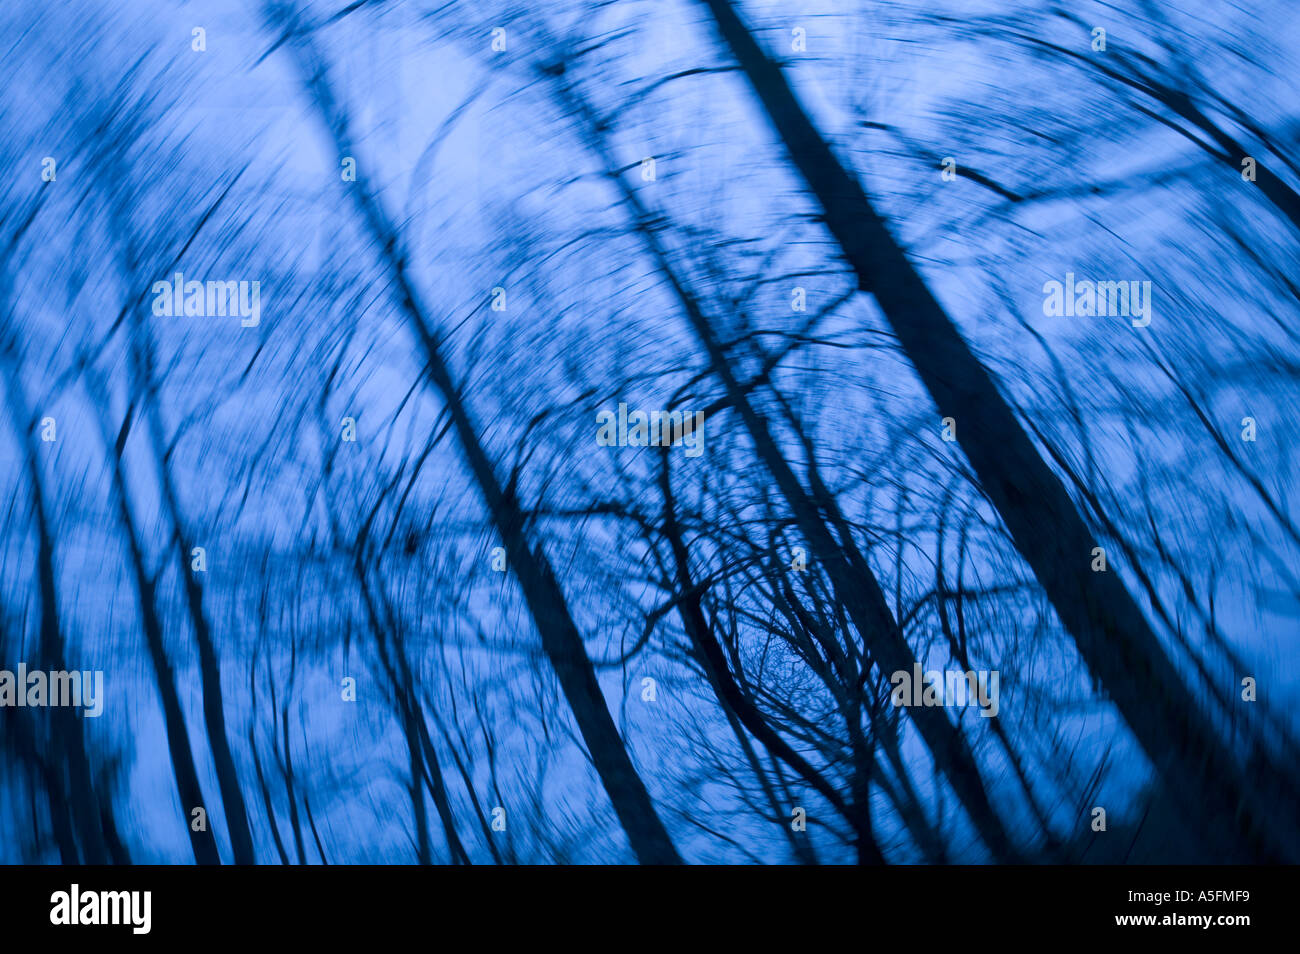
left=0, top=355, right=111, bottom=864
left=548, top=73, right=1017, bottom=861
left=90, top=390, right=222, bottom=865
left=697, top=0, right=1299, bottom=862
left=265, top=2, right=681, bottom=865
left=101, top=181, right=259, bottom=865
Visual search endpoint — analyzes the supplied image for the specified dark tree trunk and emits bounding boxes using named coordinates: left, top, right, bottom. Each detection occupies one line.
left=91, top=392, right=222, bottom=865
left=697, top=0, right=1299, bottom=862
left=1, top=359, right=111, bottom=865
left=102, top=186, right=259, bottom=865
left=265, top=2, right=681, bottom=865
left=548, top=74, right=1017, bottom=862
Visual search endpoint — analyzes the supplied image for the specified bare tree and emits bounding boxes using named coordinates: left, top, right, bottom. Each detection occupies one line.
left=694, top=0, right=1299, bottom=863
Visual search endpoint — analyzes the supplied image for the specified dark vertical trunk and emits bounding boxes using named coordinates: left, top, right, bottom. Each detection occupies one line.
left=1, top=360, right=110, bottom=865
left=429, top=711, right=506, bottom=864
left=92, top=146, right=258, bottom=865
left=250, top=728, right=292, bottom=865
left=697, top=0, right=1299, bottom=862
left=876, top=724, right=948, bottom=863
left=407, top=726, right=433, bottom=865
left=267, top=2, right=681, bottom=865
left=108, top=234, right=257, bottom=865
left=99, top=798, right=132, bottom=865
left=92, top=392, right=222, bottom=865
left=0, top=684, right=80, bottom=863
left=150, top=445, right=257, bottom=864
left=302, top=790, right=330, bottom=864
left=548, top=75, right=1016, bottom=861
left=281, top=707, right=306, bottom=865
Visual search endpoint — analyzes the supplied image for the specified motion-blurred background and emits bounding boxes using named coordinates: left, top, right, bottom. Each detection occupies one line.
left=1, top=0, right=1297, bottom=864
